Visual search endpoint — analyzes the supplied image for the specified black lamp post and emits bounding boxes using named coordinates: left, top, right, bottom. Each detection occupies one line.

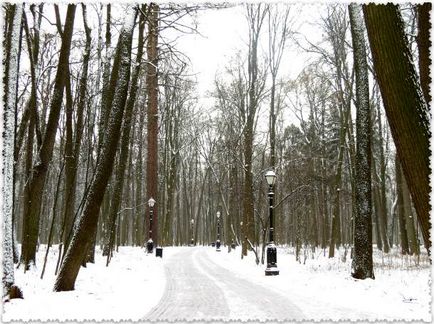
left=216, top=211, right=221, bottom=251
left=265, top=170, right=279, bottom=275
left=190, top=219, right=195, bottom=246
left=146, top=197, right=155, bottom=254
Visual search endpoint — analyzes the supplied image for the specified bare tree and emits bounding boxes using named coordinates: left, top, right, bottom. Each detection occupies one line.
left=103, top=6, right=145, bottom=261
left=20, top=4, right=76, bottom=270
left=242, top=4, right=267, bottom=256
left=54, top=8, right=137, bottom=291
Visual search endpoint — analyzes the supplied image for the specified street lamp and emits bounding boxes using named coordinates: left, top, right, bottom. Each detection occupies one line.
left=265, top=170, right=279, bottom=275
left=146, top=197, right=156, bottom=254
left=190, top=219, right=195, bottom=246
left=216, top=211, right=221, bottom=251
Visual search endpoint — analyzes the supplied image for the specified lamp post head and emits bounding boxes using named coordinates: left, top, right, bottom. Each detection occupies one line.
left=148, top=197, right=156, bottom=208
left=191, top=219, right=194, bottom=225
left=265, top=170, right=277, bottom=186
left=217, top=211, right=221, bottom=219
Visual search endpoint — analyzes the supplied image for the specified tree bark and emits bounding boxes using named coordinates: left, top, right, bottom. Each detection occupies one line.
left=349, top=3, right=374, bottom=280
left=54, top=9, right=136, bottom=291
left=146, top=3, right=160, bottom=245
left=3, top=3, right=22, bottom=296
left=363, top=3, right=431, bottom=251
left=103, top=7, right=145, bottom=260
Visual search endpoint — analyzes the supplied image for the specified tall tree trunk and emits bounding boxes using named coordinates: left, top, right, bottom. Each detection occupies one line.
left=61, top=4, right=91, bottom=253
left=146, top=3, right=159, bottom=245
left=103, top=8, right=145, bottom=260
left=3, top=3, right=22, bottom=297
left=375, top=104, right=390, bottom=253
left=54, top=9, right=137, bottom=291
left=242, top=4, right=267, bottom=256
left=20, top=4, right=76, bottom=270
left=97, top=4, right=112, bottom=156
left=134, top=109, right=145, bottom=246
left=349, top=3, right=374, bottom=280
left=363, top=3, right=431, bottom=252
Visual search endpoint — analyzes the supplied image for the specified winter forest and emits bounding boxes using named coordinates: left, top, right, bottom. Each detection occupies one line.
left=2, top=2, right=432, bottom=322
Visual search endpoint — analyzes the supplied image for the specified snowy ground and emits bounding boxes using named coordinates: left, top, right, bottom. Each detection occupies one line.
left=2, top=244, right=431, bottom=322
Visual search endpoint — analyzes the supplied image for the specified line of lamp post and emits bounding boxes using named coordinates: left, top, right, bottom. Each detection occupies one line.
left=211, top=170, right=278, bottom=275
left=145, top=170, right=278, bottom=275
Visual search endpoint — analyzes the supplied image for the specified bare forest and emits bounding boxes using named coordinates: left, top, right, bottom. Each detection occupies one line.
left=2, top=2, right=431, bottom=300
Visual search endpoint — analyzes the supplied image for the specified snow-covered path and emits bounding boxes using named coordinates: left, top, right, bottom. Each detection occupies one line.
left=144, top=247, right=305, bottom=321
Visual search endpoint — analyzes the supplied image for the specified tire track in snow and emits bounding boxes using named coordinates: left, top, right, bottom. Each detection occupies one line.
left=196, top=248, right=305, bottom=321
left=143, top=248, right=230, bottom=321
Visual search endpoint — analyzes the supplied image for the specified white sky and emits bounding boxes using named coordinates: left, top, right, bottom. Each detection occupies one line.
left=177, top=4, right=321, bottom=93
left=173, top=3, right=327, bottom=131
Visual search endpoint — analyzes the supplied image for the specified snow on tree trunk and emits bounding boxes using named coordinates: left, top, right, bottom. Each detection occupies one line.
left=54, top=8, right=137, bottom=292
left=2, top=3, right=22, bottom=296
left=103, top=7, right=145, bottom=260
left=349, top=3, right=374, bottom=280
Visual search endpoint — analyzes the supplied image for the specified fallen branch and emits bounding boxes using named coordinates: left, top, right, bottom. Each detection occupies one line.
left=246, top=238, right=260, bottom=265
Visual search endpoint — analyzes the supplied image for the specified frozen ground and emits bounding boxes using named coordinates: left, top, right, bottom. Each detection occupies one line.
left=2, top=245, right=431, bottom=322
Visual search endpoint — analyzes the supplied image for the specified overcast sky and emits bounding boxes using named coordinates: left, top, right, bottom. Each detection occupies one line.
left=173, top=3, right=327, bottom=129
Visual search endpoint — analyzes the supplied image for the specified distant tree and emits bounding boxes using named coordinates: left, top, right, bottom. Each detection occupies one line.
left=395, top=155, right=409, bottom=255
left=54, top=8, right=137, bottom=291
left=267, top=5, right=292, bottom=168
left=349, top=3, right=374, bottom=280
left=242, top=4, right=267, bottom=256
left=363, top=3, right=431, bottom=252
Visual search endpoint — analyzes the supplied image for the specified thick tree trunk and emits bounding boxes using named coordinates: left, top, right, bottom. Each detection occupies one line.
left=103, top=8, right=144, bottom=260
left=146, top=3, right=160, bottom=245
left=349, top=3, right=374, bottom=280
left=3, top=3, right=22, bottom=296
left=54, top=10, right=136, bottom=291
left=363, top=3, right=431, bottom=252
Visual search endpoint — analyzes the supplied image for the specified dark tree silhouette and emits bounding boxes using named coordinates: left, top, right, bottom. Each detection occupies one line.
left=363, top=3, right=431, bottom=251
left=54, top=8, right=137, bottom=291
